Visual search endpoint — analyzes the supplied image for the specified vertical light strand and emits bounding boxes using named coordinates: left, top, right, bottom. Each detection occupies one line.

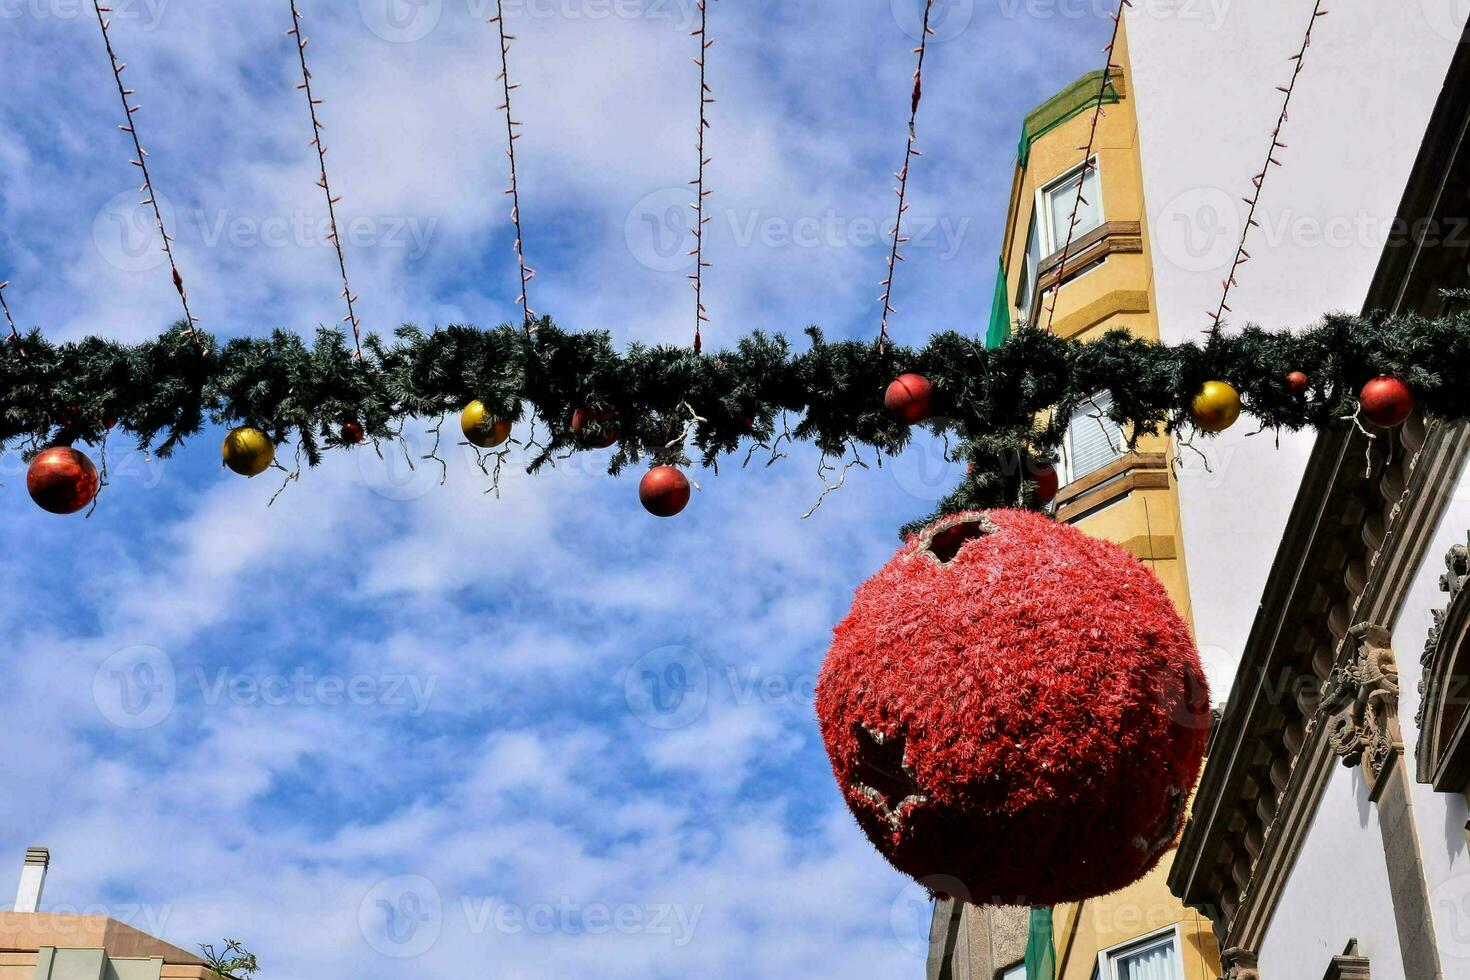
left=90, top=1, right=204, bottom=352
left=489, top=0, right=537, bottom=334
left=0, top=281, right=25, bottom=358
left=689, top=0, right=715, bottom=353
left=878, top=0, right=936, bottom=352
left=287, top=0, right=364, bottom=359
left=1043, top=0, right=1130, bottom=334
left=1205, top=0, right=1329, bottom=336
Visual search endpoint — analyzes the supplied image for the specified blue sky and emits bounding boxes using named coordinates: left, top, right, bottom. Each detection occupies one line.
left=0, top=1, right=1105, bottom=976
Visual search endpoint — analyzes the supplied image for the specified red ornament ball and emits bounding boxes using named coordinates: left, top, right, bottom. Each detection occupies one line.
left=885, top=373, right=934, bottom=425
left=639, top=466, right=691, bottom=518
left=1029, top=463, right=1060, bottom=504
left=341, top=422, right=366, bottom=444
left=816, top=509, right=1209, bottom=905
left=572, top=408, right=619, bottom=448
left=1285, top=371, right=1310, bottom=396
left=27, top=447, right=101, bottom=515
left=1360, top=376, right=1415, bottom=428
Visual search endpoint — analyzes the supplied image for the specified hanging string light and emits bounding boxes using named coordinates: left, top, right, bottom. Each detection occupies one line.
left=488, top=0, right=537, bottom=334
left=89, top=0, right=204, bottom=352
left=1043, top=0, right=1130, bottom=334
left=286, top=0, right=364, bottom=359
left=1205, top=0, right=1329, bottom=336
left=877, top=0, right=936, bottom=352
left=689, top=0, right=715, bottom=353
left=0, top=281, right=24, bottom=358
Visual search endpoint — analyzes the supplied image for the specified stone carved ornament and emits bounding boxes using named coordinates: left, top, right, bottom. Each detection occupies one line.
left=1418, top=538, right=1468, bottom=733
left=1221, top=947, right=1260, bottom=980
left=1321, top=623, right=1402, bottom=792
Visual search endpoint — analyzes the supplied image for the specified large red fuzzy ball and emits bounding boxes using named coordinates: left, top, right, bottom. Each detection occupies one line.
left=816, top=509, right=1209, bottom=905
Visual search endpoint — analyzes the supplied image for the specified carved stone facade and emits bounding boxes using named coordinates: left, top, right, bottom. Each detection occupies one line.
left=1322, top=623, right=1403, bottom=798
left=1220, top=947, right=1259, bottom=980
left=1416, top=534, right=1470, bottom=791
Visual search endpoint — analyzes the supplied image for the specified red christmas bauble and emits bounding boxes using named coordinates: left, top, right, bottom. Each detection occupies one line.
left=885, top=374, right=934, bottom=425
left=639, top=466, right=691, bottom=518
left=572, top=408, right=619, bottom=448
left=1360, top=376, right=1414, bottom=428
left=816, top=509, right=1209, bottom=905
left=1285, top=371, right=1310, bottom=396
left=1029, top=463, right=1059, bottom=503
left=341, top=422, right=366, bottom=444
left=27, top=447, right=100, bottom=515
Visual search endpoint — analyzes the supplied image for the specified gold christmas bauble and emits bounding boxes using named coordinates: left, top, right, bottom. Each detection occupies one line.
left=461, top=400, right=512, bottom=448
left=222, top=426, right=275, bottom=477
left=1191, top=381, right=1241, bottom=433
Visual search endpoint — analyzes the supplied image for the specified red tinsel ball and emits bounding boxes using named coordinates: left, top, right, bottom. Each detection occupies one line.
left=341, top=422, right=366, bottom=444
left=1285, top=371, right=1310, bottom=396
left=1360, top=376, right=1414, bottom=428
left=572, top=408, right=619, bottom=448
left=639, top=466, right=691, bottom=518
left=27, top=447, right=100, bottom=516
left=816, top=509, right=1209, bottom=905
left=885, top=374, right=934, bottom=425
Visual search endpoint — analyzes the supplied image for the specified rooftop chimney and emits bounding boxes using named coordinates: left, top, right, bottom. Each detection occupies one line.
left=14, top=847, right=48, bottom=913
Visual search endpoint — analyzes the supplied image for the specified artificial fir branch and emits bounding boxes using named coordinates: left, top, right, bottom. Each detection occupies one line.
left=4, top=311, right=1467, bottom=535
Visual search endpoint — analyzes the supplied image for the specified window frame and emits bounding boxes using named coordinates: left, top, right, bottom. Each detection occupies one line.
left=1037, top=156, right=1105, bottom=257
left=1093, top=924, right=1186, bottom=980
left=1015, top=212, right=1041, bottom=321
left=997, top=962, right=1026, bottom=980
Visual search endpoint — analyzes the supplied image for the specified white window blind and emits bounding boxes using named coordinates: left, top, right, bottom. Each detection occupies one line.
left=1065, top=391, right=1125, bottom=483
left=1000, top=964, right=1026, bottom=980
left=1111, top=937, right=1180, bottom=980
left=1098, top=931, right=1183, bottom=980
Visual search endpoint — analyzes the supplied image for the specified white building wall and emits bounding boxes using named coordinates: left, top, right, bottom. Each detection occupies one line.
left=1256, top=764, right=1407, bottom=979
left=1393, top=472, right=1470, bottom=979
left=1125, top=1, right=1462, bottom=694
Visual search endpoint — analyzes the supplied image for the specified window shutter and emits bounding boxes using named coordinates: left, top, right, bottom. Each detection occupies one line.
left=1067, top=392, right=1125, bottom=482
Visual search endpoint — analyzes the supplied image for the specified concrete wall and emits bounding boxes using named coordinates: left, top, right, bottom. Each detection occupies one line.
left=1127, top=0, right=1462, bottom=695
left=1256, top=764, right=1408, bottom=978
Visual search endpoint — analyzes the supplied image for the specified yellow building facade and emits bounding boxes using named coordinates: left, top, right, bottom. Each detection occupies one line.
left=930, top=20, right=1220, bottom=980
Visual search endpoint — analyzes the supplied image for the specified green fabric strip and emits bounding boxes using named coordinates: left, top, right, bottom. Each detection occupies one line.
left=1024, top=907, right=1056, bottom=980
left=987, top=255, right=1011, bottom=349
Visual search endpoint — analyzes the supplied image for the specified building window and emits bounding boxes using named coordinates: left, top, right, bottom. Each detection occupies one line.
left=1062, top=390, right=1125, bottom=485
left=1015, top=213, right=1041, bottom=320
left=1039, top=158, right=1103, bottom=255
left=1095, top=928, right=1184, bottom=980
left=999, top=964, right=1026, bottom=980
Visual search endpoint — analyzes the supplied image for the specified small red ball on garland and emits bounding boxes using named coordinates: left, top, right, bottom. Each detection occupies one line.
left=572, top=408, right=619, bottom=448
left=885, top=373, right=934, bottom=425
left=1028, top=462, right=1059, bottom=504
left=639, top=466, right=691, bottom=518
left=341, top=422, right=366, bottom=445
left=1285, top=371, right=1310, bottom=396
left=27, top=447, right=100, bottom=515
left=1360, top=376, right=1415, bottom=428
left=816, top=509, right=1209, bottom=905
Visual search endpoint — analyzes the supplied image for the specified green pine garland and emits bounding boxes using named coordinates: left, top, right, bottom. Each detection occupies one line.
left=3, top=309, right=1466, bottom=536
